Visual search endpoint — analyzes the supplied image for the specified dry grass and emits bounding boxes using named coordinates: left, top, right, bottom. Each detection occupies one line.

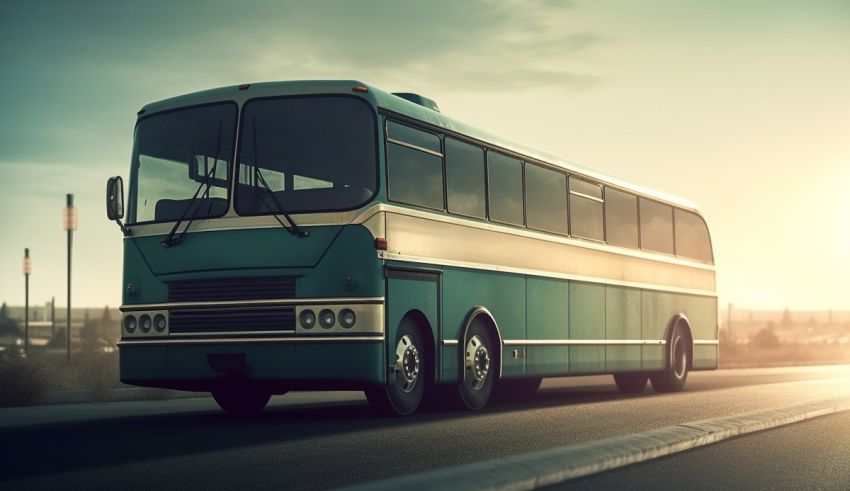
left=0, top=352, right=48, bottom=406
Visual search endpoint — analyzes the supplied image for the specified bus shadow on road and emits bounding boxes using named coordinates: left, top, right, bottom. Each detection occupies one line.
left=0, top=381, right=690, bottom=481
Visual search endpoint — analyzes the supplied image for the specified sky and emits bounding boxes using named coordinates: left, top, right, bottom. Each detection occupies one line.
left=1, top=0, right=849, bottom=310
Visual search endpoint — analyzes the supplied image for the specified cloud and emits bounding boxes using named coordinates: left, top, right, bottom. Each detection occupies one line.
left=0, top=0, right=604, bottom=165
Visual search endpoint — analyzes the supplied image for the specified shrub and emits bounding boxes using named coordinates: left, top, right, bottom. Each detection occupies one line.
left=0, top=352, right=48, bottom=406
left=77, top=349, right=121, bottom=402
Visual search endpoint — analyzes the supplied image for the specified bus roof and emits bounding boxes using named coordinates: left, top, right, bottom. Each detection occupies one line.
left=139, top=80, right=703, bottom=214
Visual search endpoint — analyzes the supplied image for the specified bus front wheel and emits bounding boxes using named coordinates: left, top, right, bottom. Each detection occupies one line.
left=457, top=320, right=496, bottom=410
left=366, top=318, right=427, bottom=416
left=212, top=385, right=271, bottom=417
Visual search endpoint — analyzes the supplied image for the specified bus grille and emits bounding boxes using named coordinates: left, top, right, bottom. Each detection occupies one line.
left=169, top=307, right=296, bottom=334
left=168, top=277, right=296, bottom=302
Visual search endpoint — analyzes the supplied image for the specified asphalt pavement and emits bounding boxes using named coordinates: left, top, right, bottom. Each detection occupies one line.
left=1, top=365, right=849, bottom=490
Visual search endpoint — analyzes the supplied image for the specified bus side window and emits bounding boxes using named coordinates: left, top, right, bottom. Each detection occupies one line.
left=386, top=120, right=444, bottom=210
left=604, top=187, right=639, bottom=248
left=526, top=163, right=567, bottom=234
left=639, top=198, right=674, bottom=254
left=674, top=209, right=713, bottom=263
left=569, top=177, right=604, bottom=241
left=487, top=152, right=524, bottom=226
left=445, top=137, right=486, bottom=219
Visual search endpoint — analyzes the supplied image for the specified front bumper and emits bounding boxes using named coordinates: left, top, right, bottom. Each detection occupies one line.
left=118, top=297, right=387, bottom=390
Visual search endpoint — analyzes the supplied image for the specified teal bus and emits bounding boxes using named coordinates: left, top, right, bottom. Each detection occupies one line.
left=105, top=80, right=717, bottom=416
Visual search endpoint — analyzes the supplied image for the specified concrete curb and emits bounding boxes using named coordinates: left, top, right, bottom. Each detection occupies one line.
left=38, top=388, right=208, bottom=405
left=342, top=396, right=850, bottom=491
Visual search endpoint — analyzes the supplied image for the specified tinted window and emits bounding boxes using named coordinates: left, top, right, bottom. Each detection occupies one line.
left=488, top=152, right=524, bottom=226
left=605, top=188, right=638, bottom=248
left=445, top=138, right=485, bottom=218
left=570, top=178, right=603, bottom=199
left=386, top=123, right=444, bottom=209
left=569, top=177, right=603, bottom=241
left=387, top=120, right=441, bottom=153
left=525, top=164, right=567, bottom=234
left=675, top=209, right=713, bottom=263
left=129, top=103, right=236, bottom=224
left=640, top=199, right=674, bottom=254
left=235, top=96, right=377, bottom=215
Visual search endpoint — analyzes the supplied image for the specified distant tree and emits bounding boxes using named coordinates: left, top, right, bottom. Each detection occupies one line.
left=781, top=307, right=792, bottom=328
left=100, top=306, right=112, bottom=325
left=751, top=323, right=781, bottom=349
left=47, top=326, right=67, bottom=347
left=0, top=302, right=21, bottom=335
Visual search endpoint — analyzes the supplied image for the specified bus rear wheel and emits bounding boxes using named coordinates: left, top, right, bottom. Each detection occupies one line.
left=650, top=322, right=691, bottom=393
left=366, top=318, right=427, bottom=416
left=212, top=385, right=271, bottom=417
left=457, top=320, right=496, bottom=411
left=613, top=372, right=649, bottom=393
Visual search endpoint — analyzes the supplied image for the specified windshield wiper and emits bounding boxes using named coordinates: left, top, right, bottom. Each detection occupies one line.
left=161, top=161, right=220, bottom=248
left=254, top=168, right=310, bottom=238
left=161, top=122, right=223, bottom=248
left=250, top=115, right=308, bottom=238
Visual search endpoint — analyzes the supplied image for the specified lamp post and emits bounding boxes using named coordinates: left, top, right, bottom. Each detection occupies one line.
left=23, top=248, right=31, bottom=355
left=63, top=194, right=77, bottom=363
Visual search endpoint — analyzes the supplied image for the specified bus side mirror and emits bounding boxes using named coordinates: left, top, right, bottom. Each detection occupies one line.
left=106, top=176, right=125, bottom=221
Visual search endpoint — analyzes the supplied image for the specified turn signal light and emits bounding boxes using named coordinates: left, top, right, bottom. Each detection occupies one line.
left=352, top=85, right=369, bottom=93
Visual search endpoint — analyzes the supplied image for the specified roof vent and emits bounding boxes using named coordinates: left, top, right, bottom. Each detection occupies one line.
left=392, top=92, right=440, bottom=113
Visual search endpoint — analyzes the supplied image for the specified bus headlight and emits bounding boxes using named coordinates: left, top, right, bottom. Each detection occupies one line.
left=318, top=309, right=335, bottom=329
left=299, top=309, right=316, bottom=329
left=154, top=314, right=167, bottom=333
left=140, top=314, right=152, bottom=333
left=339, top=308, right=356, bottom=329
left=124, top=315, right=137, bottom=334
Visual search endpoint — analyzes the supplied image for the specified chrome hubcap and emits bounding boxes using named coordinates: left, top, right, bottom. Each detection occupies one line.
left=673, top=336, right=687, bottom=380
left=395, top=334, right=420, bottom=393
left=465, top=335, right=490, bottom=390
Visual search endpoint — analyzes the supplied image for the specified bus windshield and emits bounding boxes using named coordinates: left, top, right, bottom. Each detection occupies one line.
left=235, top=96, right=377, bottom=215
left=128, top=103, right=237, bottom=224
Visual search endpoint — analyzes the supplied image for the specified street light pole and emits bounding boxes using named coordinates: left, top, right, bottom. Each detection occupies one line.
left=23, top=248, right=31, bottom=355
left=63, top=194, right=77, bottom=363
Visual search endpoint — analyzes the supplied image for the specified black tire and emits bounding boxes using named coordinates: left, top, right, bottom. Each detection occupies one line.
left=212, top=384, right=271, bottom=417
left=613, top=372, right=649, bottom=393
left=495, top=377, right=542, bottom=401
left=650, top=321, right=692, bottom=393
left=366, top=317, right=428, bottom=416
left=457, top=319, right=497, bottom=411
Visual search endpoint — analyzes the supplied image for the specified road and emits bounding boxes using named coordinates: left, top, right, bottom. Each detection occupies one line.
left=1, top=365, right=849, bottom=490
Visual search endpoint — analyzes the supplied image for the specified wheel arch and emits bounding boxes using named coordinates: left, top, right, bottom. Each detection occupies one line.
left=459, top=306, right=504, bottom=381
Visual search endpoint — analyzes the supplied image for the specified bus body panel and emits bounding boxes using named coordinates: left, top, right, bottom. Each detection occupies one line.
left=526, top=277, right=570, bottom=376
left=605, top=286, right=643, bottom=371
left=569, top=283, right=607, bottom=373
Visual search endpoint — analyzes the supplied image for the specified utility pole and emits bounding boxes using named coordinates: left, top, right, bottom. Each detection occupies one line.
left=23, top=248, right=31, bottom=354
left=63, top=194, right=77, bottom=362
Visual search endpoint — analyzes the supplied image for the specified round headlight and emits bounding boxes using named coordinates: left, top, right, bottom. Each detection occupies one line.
left=154, top=314, right=167, bottom=333
left=318, top=309, right=335, bottom=329
left=124, top=315, right=137, bottom=334
left=139, top=314, right=152, bottom=333
left=339, top=308, right=356, bottom=329
left=299, top=309, right=316, bottom=329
